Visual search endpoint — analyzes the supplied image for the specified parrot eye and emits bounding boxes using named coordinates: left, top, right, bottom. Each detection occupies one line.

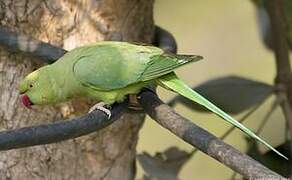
left=29, top=84, right=33, bottom=88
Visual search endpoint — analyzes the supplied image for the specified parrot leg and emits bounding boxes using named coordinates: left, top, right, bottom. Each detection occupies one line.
left=89, top=102, right=112, bottom=119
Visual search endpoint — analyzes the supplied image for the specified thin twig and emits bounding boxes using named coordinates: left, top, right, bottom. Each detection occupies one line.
left=256, top=98, right=280, bottom=135
left=266, top=0, right=292, bottom=177
left=266, top=1, right=292, bottom=92
left=267, top=0, right=292, bottom=134
left=221, top=101, right=263, bottom=140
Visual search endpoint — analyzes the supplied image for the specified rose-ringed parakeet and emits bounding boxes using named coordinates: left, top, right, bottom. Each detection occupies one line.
left=19, top=41, right=287, bottom=159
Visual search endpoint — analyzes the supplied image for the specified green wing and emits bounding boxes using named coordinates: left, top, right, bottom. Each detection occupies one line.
left=141, top=54, right=202, bottom=81
left=73, top=42, right=159, bottom=90
left=73, top=42, right=202, bottom=90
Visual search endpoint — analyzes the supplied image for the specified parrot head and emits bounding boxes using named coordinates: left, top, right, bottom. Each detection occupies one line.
left=19, top=66, right=56, bottom=108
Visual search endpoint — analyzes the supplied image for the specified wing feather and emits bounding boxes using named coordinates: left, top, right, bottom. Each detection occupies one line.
left=140, top=54, right=202, bottom=81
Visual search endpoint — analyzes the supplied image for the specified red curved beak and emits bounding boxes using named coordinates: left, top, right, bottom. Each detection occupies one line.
left=20, top=94, right=33, bottom=109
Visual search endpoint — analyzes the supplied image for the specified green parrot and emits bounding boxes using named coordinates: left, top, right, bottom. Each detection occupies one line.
left=19, top=41, right=287, bottom=159
left=252, top=0, right=292, bottom=49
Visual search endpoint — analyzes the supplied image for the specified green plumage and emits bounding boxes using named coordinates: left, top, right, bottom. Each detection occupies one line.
left=19, top=41, right=287, bottom=160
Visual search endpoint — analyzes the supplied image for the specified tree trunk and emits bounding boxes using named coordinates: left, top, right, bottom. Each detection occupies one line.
left=0, top=0, right=154, bottom=179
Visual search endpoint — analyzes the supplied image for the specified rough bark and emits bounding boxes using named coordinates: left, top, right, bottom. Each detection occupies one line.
left=0, top=0, right=154, bottom=179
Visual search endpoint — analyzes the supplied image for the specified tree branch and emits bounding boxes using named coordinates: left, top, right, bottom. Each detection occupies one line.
left=0, top=25, right=176, bottom=63
left=0, top=25, right=284, bottom=179
left=0, top=27, right=66, bottom=63
left=138, top=90, right=283, bottom=179
left=266, top=0, right=292, bottom=177
left=153, top=26, right=177, bottom=54
left=267, top=0, right=292, bottom=127
left=266, top=0, right=292, bottom=90
left=0, top=101, right=126, bottom=150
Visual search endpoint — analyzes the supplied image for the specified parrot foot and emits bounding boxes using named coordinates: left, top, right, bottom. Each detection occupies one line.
left=89, top=102, right=112, bottom=119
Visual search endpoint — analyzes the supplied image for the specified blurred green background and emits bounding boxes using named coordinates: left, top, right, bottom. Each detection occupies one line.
left=136, top=0, right=286, bottom=179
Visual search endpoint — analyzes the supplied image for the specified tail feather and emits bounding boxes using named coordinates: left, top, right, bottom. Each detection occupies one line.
left=158, top=72, right=288, bottom=160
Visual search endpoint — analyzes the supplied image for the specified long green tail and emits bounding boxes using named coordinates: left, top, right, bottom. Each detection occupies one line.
left=158, top=72, right=288, bottom=160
